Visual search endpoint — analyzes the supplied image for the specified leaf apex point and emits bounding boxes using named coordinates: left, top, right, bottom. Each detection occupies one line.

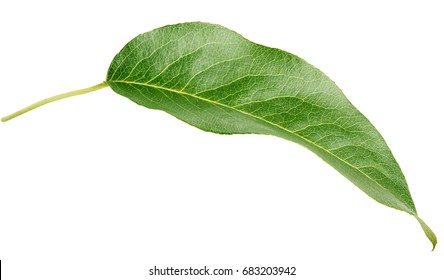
left=415, top=215, right=437, bottom=251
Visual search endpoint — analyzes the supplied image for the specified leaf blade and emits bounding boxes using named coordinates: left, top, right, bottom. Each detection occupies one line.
left=106, top=22, right=435, bottom=247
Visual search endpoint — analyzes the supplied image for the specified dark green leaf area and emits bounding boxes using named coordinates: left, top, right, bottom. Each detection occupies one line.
left=106, top=22, right=436, bottom=248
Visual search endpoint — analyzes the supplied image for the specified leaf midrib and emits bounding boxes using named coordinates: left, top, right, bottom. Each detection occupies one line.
left=109, top=79, right=413, bottom=214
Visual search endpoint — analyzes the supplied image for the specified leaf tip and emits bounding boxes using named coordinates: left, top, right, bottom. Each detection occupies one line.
left=415, top=215, right=437, bottom=251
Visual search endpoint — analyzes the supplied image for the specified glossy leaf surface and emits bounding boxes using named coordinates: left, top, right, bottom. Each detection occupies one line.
left=105, top=22, right=435, bottom=248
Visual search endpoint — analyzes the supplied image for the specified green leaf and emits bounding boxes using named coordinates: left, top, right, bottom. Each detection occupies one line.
left=1, top=22, right=436, bottom=249
left=105, top=22, right=436, bottom=249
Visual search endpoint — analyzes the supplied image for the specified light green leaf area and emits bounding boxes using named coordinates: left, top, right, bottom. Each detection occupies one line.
left=106, top=22, right=435, bottom=249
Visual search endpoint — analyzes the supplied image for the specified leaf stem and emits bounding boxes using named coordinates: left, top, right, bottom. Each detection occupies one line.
left=1, top=82, right=109, bottom=122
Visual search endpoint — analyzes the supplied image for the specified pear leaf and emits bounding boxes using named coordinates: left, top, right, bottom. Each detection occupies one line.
left=2, top=22, right=436, bottom=250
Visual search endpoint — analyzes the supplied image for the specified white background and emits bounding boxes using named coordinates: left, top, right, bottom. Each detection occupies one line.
left=0, top=0, right=443, bottom=279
